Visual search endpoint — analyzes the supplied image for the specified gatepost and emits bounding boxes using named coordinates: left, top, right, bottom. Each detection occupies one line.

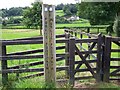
left=42, top=4, right=56, bottom=86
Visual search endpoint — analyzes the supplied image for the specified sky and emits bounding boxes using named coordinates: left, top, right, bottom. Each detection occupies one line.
left=0, top=0, right=78, bottom=9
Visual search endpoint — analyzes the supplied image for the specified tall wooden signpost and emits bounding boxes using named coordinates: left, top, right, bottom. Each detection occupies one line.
left=42, top=4, right=56, bottom=85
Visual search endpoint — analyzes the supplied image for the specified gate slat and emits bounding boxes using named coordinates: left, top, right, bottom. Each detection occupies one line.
left=75, top=45, right=96, bottom=78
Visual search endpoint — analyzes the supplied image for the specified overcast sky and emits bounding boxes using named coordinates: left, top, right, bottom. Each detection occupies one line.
left=0, top=0, right=78, bottom=9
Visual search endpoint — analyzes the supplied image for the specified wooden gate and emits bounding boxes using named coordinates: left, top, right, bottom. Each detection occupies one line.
left=103, top=36, right=120, bottom=82
left=68, top=34, right=103, bottom=86
left=65, top=29, right=120, bottom=86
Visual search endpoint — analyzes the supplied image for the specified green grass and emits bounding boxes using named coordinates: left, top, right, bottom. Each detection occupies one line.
left=56, top=23, right=91, bottom=28
left=1, top=29, right=40, bottom=39
left=72, top=19, right=89, bottom=24
left=1, top=29, right=64, bottom=39
left=56, top=10, right=64, bottom=17
left=0, top=29, right=66, bottom=88
left=3, top=22, right=91, bottom=29
left=0, top=28, right=119, bottom=88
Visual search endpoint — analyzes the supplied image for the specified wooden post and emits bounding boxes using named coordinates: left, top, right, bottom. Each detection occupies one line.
left=71, top=31, right=73, bottom=36
left=80, top=32, right=83, bottom=50
left=97, top=28, right=100, bottom=33
left=1, top=45, right=8, bottom=85
left=75, top=30, right=77, bottom=37
left=69, top=38, right=75, bottom=87
left=87, top=27, right=90, bottom=60
left=80, top=32, right=83, bottom=39
left=65, top=32, right=70, bottom=78
left=87, top=27, right=91, bottom=59
left=96, top=34, right=102, bottom=82
left=87, top=27, right=90, bottom=33
left=42, top=4, right=56, bottom=85
left=103, top=36, right=111, bottom=82
left=101, top=35, right=105, bottom=81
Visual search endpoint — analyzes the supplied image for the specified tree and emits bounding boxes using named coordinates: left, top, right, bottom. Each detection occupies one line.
left=2, top=20, right=7, bottom=26
left=113, top=2, right=120, bottom=37
left=78, top=2, right=120, bottom=37
left=22, top=2, right=42, bottom=35
left=7, top=7, right=23, bottom=17
left=63, top=4, right=78, bottom=16
left=1, top=7, right=23, bottom=18
left=56, top=15, right=70, bottom=23
left=55, top=4, right=64, bottom=10
left=78, top=2, right=119, bottom=25
left=113, top=13, right=120, bottom=37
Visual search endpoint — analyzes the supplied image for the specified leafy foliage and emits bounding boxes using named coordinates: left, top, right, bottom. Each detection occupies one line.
left=55, top=3, right=64, bottom=10
left=113, top=15, right=120, bottom=37
left=63, top=4, right=78, bottom=16
left=7, top=17, right=22, bottom=24
left=1, top=7, right=23, bottom=18
left=78, top=2, right=119, bottom=25
left=22, top=2, right=42, bottom=34
left=56, top=15, right=70, bottom=24
left=2, top=20, right=7, bottom=26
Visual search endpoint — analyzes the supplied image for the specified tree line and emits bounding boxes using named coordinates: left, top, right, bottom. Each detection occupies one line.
left=1, top=2, right=120, bottom=36
left=1, top=3, right=78, bottom=28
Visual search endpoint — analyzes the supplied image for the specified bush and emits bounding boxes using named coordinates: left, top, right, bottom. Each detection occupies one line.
left=113, top=16, right=120, bottom=37
left=106, top=23, right=114, bottom=34
left=56, top=15, right=70, bottom=24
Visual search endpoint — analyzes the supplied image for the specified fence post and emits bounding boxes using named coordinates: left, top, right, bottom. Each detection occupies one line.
left=65, top=32, right=70, bottom=78
left=101, top=35, right=105, bottom=82
left=1, top=45, right=8, bottom=85
left=88, top=34, right=91, bottom=60
left=71, top=31, right=73, bottom=36
left=69, top=38, right=75, bottom=87
left=103, top=36, right=111, bottom=82
left=96, top=33, right=102, bottom=82
left=80, top=32, right=83, bottom=50
left=75, top=30, right=77, bottom=37
left=87, top=27, right=90, bottom=33
left=97, top=28, right=100, bottom=33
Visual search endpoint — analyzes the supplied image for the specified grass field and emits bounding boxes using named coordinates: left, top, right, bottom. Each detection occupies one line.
left=56, top=10, right=64, bottom=17
left=1, top=29, right=66, bottom=88
left=56, top=23, right=91, bottom=28
left=0, top=29, right=120, bottom=89
left=2, top=21, right=91, bottom=29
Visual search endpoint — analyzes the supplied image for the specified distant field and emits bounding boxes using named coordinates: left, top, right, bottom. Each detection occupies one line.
left=2, top=22, right=91, bottom=29
left=1, top=29, right=64, bottom=39
left=56, top=23, right=91, bottom=28
left=56, top=10, right=64, bottom=17
left=2, top=9, right=91, bottom=29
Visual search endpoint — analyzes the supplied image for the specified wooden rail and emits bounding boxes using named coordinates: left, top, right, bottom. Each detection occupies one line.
left=0, top=31, right=120, bottom=86
left=64, top=29, right=120, bottom=86
left=0, top=34, right=68, bottom=85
